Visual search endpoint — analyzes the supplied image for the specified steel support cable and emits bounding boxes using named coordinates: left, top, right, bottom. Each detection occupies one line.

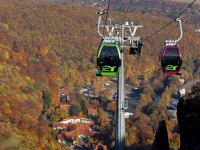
left=134, top=55, right=161, bottom=75
left=143, top=0, right=197, bottom=41
left=135, top=55, right=140, bottom=74
left=134, top=0, right=196, bottom=75
left=123, top=0, right=133, bottom=20
left=102, top=0, right=111, bottom=36
left=102, top=0, right=133, bottom=36
left=134, top=47, right=162, bottom=76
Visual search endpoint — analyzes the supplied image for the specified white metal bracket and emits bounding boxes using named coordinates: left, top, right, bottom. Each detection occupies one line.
left=165, top=17, right=183, bottom=46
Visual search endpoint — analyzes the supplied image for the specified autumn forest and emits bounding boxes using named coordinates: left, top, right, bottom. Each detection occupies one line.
left=0, top=0, right=200, bottom=149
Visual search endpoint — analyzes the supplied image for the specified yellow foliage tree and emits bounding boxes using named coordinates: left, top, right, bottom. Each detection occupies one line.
left=98, top=108, right=109, bottom=133
left=88, top=138, right=93, bottom=144
left=75, top=123, right=79, bottom=147
left=125, top=125, right=138, bottom=147
left=165, top=93, right=171, bottom=104
left=107, top=102, right=116, bottom=112
left=78, top=112, right=83, bottom=117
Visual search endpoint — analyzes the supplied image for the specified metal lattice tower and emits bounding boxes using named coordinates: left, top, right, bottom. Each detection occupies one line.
left=96, top=11, right=142, bottom=150
left=116, top=38, right=125, bottom=149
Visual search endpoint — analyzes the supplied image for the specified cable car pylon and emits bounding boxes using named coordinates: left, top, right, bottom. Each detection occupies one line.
left=96, top=11, right=143, bottom=150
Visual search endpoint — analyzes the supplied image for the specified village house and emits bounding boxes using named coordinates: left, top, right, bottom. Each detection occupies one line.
left=125, top=112, right=133, bottom=119
left=167, top=80, right=200, bottom=121
left=168, top=115, right=177, bottom=123
left=88, top=108, right=98, bottom=116
left=89, top=103, right=98, bottom=109
left=178, top=79, right=200, bottom=96
left=166, top=105, right=177, bottom=115
left=79, top=88, right=87, bottom=94
left=169, top=102, right=178, bottom=118
left=58, top=88, right=78, bottom=104
left=58, top=88, right=68, bottom=97
left=53, top=122, right=71, bottom=130
left=58, top=88, right=69, bottom=103
left=179, top=79, right=185, bottom=84
left=56, top=123, right=107, bottom=146
left=60, top=104, right=70, bottom=110
left=57, top=133, right=75, bottom=145
left=178, top=89, right=186, bottom=98
left=53, top=116, right=93, bottom=130
left=171, top=101, right=178, bottom=107
left=68, top=92, right=78, bottom=104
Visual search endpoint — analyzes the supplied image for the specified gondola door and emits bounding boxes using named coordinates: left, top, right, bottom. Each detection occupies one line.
left=161, top=46, right=182, bottom=75
left=97, top=43, right=121, bottom=76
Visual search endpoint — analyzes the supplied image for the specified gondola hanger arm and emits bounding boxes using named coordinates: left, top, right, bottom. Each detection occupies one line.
left=175, top=17, right=183, bottom=43
left=96, top=11, right=107, bottom=38
left=165, top=17, right=183, bottom=45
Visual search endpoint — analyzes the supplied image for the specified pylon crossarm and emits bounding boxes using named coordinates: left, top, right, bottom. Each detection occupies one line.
left=129, top=25, right=142, bottom=37
left=106, top=26, right=115, bottom=37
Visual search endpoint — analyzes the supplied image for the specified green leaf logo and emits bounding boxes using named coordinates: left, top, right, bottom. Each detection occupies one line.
left=102, top=66, right=116, bottom=72
left=165, top=65, right=178, bottom=71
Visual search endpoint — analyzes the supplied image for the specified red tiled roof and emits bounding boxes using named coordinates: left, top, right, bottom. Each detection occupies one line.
left=57, top=133, right=63, bottom=140
left=58, top=88, right=68, bottom=95
left=60, top=104, right=70, bottom=109
left=68, top=92, right=77, bottom=103
left=90, top=104, right=98, bottom=109
left=68, top=123, right=93, bottom=133
left=53, top=122, right=70, bottom=128
left=88, top=108, right=98, bottom=115
left=58, top=123, right=105, bottom=138
left=57, top=133, right=74, bottom=143
left=68, top=124, right=76, bottom=131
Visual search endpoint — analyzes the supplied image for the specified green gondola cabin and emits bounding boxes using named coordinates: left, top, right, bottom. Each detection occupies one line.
left=97, top=43, right=121, bottom=76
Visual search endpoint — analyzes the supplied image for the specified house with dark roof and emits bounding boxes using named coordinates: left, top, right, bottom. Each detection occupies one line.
left=171, top=101, right=178, bottom=107
left=166, top=105, right=177, bottom=115
left=179, top=79, right=200, bottom=94
left=168, top=115, right=177, bottom=122
left=93, top=142, right=107, bottom=150
left=167, top=80, right=200, bottom=121
left=170, top=80, right=200, bottom=103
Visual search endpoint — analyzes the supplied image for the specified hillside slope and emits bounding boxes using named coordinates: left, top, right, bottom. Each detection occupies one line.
left=0, top=0, right=199, bottom=149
